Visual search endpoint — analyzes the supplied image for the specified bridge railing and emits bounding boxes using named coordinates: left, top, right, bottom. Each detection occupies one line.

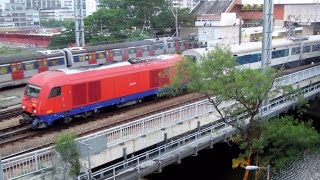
left=1, top=147, right=53, bottom=180
left=274, top=65, right=320, bottom=87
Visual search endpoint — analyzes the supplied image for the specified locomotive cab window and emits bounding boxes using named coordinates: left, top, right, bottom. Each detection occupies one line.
left=25, top=84, right=41, bottom=98
left=49, top=87, right=61, bottom=98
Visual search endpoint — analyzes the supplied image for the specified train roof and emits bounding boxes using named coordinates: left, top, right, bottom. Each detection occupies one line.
left=182, top=35, right=320, bottom=60
left=0, top=50, right=65, bottom=65
left=65, top=37, right=180, bottom=54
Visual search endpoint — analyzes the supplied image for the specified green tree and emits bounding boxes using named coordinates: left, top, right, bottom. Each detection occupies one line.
left=256, top=116, right=320, bottom=170
left=41, top=19, right=74, bottom=28
left=54, top=132, right=80, bottom=177
left=172, top=45, right=291, bottom=180
left=48, top=30, right=75, bottom=49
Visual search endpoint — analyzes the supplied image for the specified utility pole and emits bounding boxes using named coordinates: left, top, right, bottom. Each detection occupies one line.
left=239, top=16, right=242, bottom=45
left=261, top=0, right=274, bottom=69
left=170, top=0, right=179, bottom=37
left=74, top=0, right=85, bottom=47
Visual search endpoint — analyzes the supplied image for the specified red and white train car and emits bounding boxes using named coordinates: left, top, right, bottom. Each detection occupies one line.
left=21, top=54, right=182, bottom=128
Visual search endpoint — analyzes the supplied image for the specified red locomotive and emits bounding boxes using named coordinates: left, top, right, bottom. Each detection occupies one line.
left=21, top=54, right=182, bottom=128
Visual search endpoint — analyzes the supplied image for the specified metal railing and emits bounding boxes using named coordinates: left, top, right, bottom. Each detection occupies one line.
left=274, top=65, right=320, bottom=87
left=2, top=147, right=53, bottom=180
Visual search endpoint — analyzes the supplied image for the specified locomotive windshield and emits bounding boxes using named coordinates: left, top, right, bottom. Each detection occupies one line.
left=25, top=84, right=41, bottom=98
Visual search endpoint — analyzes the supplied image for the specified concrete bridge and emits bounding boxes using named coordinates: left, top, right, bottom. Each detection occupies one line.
left=2, top=65, right=320, bottom=180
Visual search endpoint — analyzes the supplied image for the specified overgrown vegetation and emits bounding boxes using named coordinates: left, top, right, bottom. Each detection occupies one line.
left=54, top=132, right=80, bottom=177
left=0, top=46, right=33, bottom=56
left=172, top=45, right=320, bottom=180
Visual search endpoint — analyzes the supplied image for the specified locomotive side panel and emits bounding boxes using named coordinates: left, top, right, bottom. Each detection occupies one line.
left=88, top=81, right=101, bottom=103
left=113, top=70, right=151, bottom=98
left=149, top=68, right=170, bottom=88
left=72, top=83, right=87, bottom=107
left=46, top=86, right=64, bottom=114
left=101, top=78, right=115, bottom=100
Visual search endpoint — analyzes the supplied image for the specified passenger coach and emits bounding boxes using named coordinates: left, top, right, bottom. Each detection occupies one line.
left=183, top=35, right=320, bottom=69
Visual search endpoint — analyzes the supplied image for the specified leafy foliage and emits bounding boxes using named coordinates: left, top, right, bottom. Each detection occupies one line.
left=54, top=132, right=80, bottom=177
left=0, top=46, right=33, bottom=56
left=41, top=19, right=74, bottom=28
left=256, top=116, right=320, bottom=170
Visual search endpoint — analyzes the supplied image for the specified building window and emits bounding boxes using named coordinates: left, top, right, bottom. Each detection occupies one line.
left=241, top=4, right=263, bottom=12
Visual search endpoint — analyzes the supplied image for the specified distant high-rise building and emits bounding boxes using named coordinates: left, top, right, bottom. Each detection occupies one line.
left=171, top=0, right=200, bottom=9
left=85, top=0, right=97, bottom=16
left=0, top=1, right=40, bottom=29
left=25, top=0, right=62, bottom=10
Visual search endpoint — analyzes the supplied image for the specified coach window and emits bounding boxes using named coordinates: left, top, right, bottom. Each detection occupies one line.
left=113, top=50, right=122, bottom=56
left=292, top=47, right=300, bottom=55
left=303, top=45, right=311, bottom=53
left=168, top=42, right=174, bottom=48
left=142, top=46, right=150, bottom=52
left=312, top=44, right=320, bottom=51
left=49, top=87, right=61, bottom=98
left=0, top=66, right=9, bottom=75
left=128, top=47, right=136, bottom=54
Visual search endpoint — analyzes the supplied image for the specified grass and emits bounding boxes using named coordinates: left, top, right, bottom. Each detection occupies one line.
left=0, top=46, right=34, bottom=56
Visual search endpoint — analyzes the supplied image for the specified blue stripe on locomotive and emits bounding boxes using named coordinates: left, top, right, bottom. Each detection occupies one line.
left=37, top=89, right=158, bottom=125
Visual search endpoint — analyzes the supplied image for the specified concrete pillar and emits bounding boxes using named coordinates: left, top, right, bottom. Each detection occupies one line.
left=197, top=121, right=200, bottom=139
left=136, top=165, right=141, bottom=180
left=157, top=160, right=162, bottom=173
left=164, top=133, right=168, bottom=150
left=210, top=139, right=214, bottom=149
left=176, top=152, right=181, bottom=164
left=193, top=146, right=198, bottom=156
left=123, top=148, right=127, bottom=168
left=0, top=155, right=4, bottom=180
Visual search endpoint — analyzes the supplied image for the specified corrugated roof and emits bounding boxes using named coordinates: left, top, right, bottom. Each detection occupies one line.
left=191, top=0, right=232, bottom=16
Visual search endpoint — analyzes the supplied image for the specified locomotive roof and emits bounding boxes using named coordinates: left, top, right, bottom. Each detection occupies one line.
left=27, top=54, right=181, bottom=88
left=68, top=38, right=180, bottom=54
left=0, top=51, right=64, bottom=65
left=182, top=35, right=320, bottom=60
left=57, top=54, right=179, bottom=75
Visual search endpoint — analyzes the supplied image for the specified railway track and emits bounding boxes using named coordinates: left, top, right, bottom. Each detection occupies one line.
left=0, top=124, right=34, bottom=147
left=0, top=106, right=22, bottom=120
left=0, top=93, right=206, bottom=153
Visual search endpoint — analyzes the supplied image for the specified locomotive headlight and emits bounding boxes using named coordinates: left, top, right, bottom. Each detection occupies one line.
left=22, top=106, right=25, bottom=109
left=33, top=109, right=37, bottom=113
